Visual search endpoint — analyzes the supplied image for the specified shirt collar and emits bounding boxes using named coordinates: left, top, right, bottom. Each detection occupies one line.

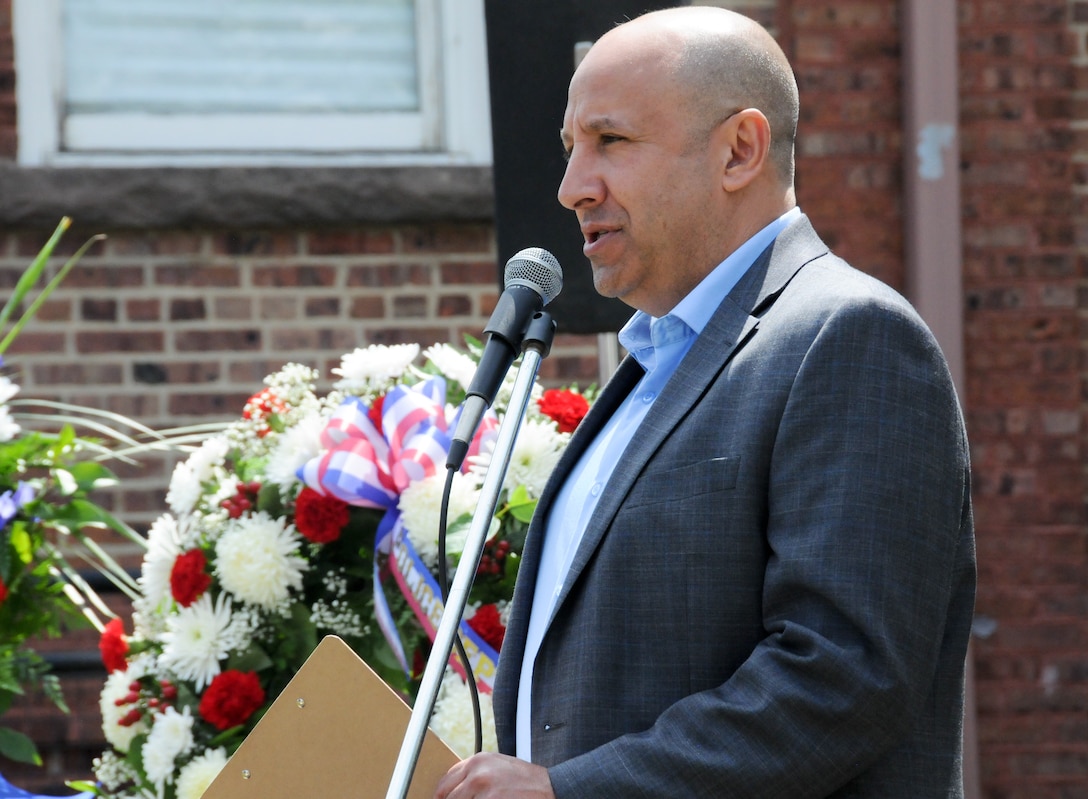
left=618, top=207, right=802, bottom=360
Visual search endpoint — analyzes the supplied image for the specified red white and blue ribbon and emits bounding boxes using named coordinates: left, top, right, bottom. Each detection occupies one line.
left=388, top=512, right=499, bottom=692
left=298, top=376, right=500, bottom=687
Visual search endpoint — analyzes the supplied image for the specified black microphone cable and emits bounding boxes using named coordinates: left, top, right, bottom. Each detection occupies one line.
left=436, top=464, right=484, bottom=754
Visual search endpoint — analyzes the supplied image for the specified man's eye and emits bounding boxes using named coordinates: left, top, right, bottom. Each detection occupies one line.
left=600, top=134, right=623, bottom=145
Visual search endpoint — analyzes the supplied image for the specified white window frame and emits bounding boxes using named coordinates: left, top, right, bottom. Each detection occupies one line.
left=13, top=0, right=492, bottom=166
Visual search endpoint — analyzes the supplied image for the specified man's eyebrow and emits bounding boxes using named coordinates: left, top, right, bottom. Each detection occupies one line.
left=560, top=116, right=627, bottom=147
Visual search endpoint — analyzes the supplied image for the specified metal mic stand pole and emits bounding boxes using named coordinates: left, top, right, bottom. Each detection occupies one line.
left=385, top=312, right=557, bottom=799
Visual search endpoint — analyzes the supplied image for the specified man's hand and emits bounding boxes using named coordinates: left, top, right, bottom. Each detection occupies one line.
left=433, top=752, right=556, bottom=799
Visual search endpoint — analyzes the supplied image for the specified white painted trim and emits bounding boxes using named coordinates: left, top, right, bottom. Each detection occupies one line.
left=441, top=0, right=493, bottom=164
left=64, top=113, right=430, bottom=153
left=13, top=0, right=62, bottom=166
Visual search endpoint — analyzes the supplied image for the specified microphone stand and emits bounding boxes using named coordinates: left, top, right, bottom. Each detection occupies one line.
left=385, top=312, right=557, bottom=799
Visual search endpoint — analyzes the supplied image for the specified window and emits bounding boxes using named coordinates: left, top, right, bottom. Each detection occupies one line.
left=13, top=0, right=492, bottom=165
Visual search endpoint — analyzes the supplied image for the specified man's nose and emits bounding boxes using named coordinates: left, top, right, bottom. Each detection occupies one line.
left=557, top=149, right=603, bottom=211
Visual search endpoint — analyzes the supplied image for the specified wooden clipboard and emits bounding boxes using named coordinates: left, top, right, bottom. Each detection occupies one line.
left=202, top=635, right=459, bottom=799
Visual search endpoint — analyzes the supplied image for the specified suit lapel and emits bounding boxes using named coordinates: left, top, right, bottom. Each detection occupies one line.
left=516, top=359, right=640, bottom=571
left=494, top=354, right=647, bottom=744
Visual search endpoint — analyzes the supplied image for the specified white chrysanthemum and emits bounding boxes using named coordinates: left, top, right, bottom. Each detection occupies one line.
left=215, top=512, right=307, bottom=610
left=0, top=374, right=18, bottom=403
left=166, top=436, right=229, bottom=515
left=142, top=705, right=195, bottom=788
left=175, top=746, right=228, bottom=799
left=332, top=343, right=420, bottom=394
left=0, top=405, right=19, bottom=442
left=398, top=471, right=484, bottom=568
left=429, top=669, right=498, bottom=758
left=0, top=376, right=20, bottom=441
left=99, top=668, right=149, bottom=753
left=470, top=418, right=568, bottom=499
left=421, top=344, right=479, bottom=393
left=159, top=593, right=233, bottom=690
left=264, top=412, right=326, bottom=488
left=132, top=513, right=183, bottom=633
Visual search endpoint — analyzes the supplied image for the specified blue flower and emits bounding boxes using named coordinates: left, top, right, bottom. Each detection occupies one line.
left=0, top=481, right=35, bottom=529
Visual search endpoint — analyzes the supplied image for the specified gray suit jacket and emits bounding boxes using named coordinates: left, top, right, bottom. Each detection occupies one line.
left=493, top=216, right=976, bottom=798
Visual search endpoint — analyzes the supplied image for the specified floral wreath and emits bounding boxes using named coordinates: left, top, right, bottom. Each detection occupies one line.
left=87, top=341, right=592, bottom=799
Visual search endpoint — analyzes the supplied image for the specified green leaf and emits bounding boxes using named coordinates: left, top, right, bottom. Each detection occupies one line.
left=46, top=498, right=117, bottom=531
left=257, top=482, right=285, bottom=517
left=41, top=672, right=69, bottom=713
left=504, top=551, right=521, bottom=582
left=127, top=731, right=149, bottom=776
left=0, top=529, right=12, bottom=579
left=9, top=524, right=33, bottom=565
left=67, top=781, right=102, bottom=795
left=0, top=217, right=70, bottom=333
left=207, top=725, right=245, bottom=748
left=286, top=602, right=319, bottom=662
left=228, top=644, right=274, bottom=674
left=64, top=460, right=120, bottom=492
left=0, top=688, right=14, bottom=714
left=0, top=725, right=43, bottom=765
left=507, top=487, right=537, bottom=526
left=0, top=223, right=107, bottom=356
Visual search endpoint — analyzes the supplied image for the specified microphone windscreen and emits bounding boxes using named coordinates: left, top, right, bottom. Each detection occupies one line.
left=504, top=247, right=563, bottom=304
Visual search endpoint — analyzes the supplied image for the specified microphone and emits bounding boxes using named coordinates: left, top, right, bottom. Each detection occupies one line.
left=446, top=247, right=563, bottom=470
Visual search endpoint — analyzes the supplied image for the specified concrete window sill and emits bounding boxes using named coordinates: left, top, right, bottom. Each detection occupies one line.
left=0, top=165, right=495, bottom=229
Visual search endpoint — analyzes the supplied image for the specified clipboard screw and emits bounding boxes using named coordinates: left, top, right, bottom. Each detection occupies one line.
left=241, top=770, right=252, bottom=780
left=296, top=698, right=306, bottom=708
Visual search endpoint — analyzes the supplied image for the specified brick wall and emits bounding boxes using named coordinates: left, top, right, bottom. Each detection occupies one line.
left=2, top=1, right=1088, bottom=797
left=784, top=1, right=906, bottom=290
left=1, top=222, right=605, bottom=528
left=959, top=1, right=1088, bottom=797
left=700, top=2, right=1088, bottom=797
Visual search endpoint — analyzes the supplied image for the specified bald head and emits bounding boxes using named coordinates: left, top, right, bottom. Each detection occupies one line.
left=590, top=7, right=800, bottom=186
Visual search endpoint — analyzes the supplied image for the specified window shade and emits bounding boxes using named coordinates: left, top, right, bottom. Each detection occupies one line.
left=63, top=0, right=421, bottom=115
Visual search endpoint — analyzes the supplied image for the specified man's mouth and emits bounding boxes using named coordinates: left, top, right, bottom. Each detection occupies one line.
left=584, top=225, right=617, bottom=245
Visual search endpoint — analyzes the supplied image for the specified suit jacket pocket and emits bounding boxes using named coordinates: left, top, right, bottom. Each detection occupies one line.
left=621, top=455, right=741, bottom=510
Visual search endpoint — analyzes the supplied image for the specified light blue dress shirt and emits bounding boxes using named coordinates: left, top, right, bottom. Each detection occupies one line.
left=515, top=207, right=802, bottom=761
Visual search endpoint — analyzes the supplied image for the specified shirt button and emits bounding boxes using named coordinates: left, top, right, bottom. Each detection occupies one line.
left=642, top=391, right=655, bottom=403
left=590, top=482, right=602, bottom=497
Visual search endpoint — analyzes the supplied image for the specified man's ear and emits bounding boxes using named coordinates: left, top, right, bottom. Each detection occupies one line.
left=719, top=109, right=771, bottom=192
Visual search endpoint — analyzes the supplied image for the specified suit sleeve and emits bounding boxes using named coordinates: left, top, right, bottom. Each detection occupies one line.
left=546, top=290, right=974, bottom=797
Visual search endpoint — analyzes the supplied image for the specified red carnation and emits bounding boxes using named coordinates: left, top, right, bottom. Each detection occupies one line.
left=99, top=618, right=129, bottom=673
left=467, top=603, right=506, bottom=651
left=367, top=395, right=386, bottom=431
left=294, top=487, right=350, bottom=544
left=170, top=549, right=212, bottom=607
left=199, top=670, right=266, bottom=731
left=538, top=389, right=590, bottom=434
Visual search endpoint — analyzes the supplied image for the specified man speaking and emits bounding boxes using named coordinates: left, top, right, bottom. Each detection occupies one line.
left=436, top=6, right=976, bottom=798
